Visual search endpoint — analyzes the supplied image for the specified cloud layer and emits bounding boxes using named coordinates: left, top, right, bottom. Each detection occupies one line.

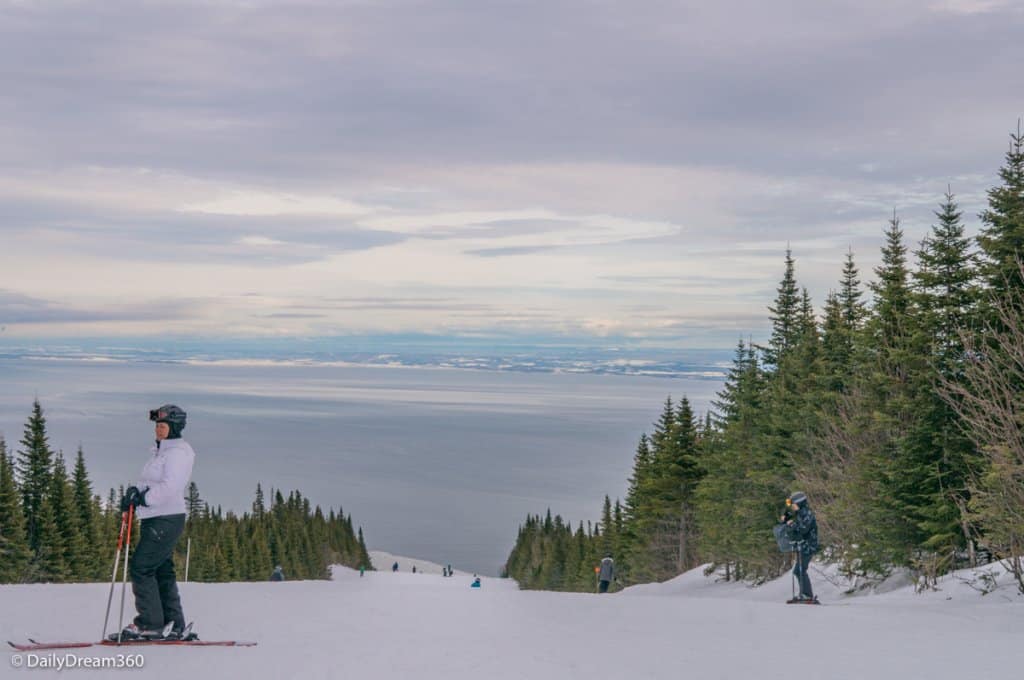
left=1, top=0, right=1021, bottom=345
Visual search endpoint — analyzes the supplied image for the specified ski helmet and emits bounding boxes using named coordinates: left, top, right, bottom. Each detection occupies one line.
left=149, top=404, right=186, bottom=438
left=788, top=491, right=807, bottom=507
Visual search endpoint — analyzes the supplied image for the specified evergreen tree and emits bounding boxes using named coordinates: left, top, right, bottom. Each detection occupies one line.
left=839, top=248, right=868, bottom=330
left=71, top=446, right=102, bottom=579
left=869, top=213, right=913, bottom=360
left=0, top=440, right=30, bottom=581
left=186, top=482, right=203, bottom=518
left=977, top=120, right=1024, bottom=302
left=623, top=434, right=652, bottom=523
left=600, top=495, right=615, bottom=557
left=696, top=341, right=768, bottom=580
left=16, top=400, right=55, bottom=552
left=856, top=214, right=923, bottom=569
left=253, top=483, right=266, bottom=519
left=908, top=189, right=981, bottom=574
left=820, top=291, right=848, bottom=393
left=50, top=453, right=87, bottom=581
left=763, top=248, right=801, bottom=367
left=357, top=527, right=371, bottom=569
left=15, top=401, right=67, bottom=581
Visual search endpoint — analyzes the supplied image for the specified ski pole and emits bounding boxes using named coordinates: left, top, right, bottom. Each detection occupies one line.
left=791, top=549, right=797, bottom=601
left=101, top=511, right=129, bottom=641
left=116, top=504, right=135, bottom=644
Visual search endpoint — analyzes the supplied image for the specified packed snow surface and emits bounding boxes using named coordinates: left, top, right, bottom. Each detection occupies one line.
left=368, top=550, right=466, bottom=577
left=1, top=560, right=1020, bottom=679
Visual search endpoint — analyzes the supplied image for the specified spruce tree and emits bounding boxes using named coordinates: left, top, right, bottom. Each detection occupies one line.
left=357, top=527, right=371, bottom=570
left=696, top=341, right=768, bottom=579
left=253, top=483, right=266, bottom=519
left=186, top=482, right=203, bottom=518
left=820, top=291, right=848, bottom=393
left=839, top=248, right=868, bottom=330
left=71, top=447, right=102, bottom=578
left=860, top=214, right=924, bottom=568
left=0, top=440, right=30, bottom=581
left=977, top=120, right=1024, bottom=303
left=17, top=400, right=55, bottom=552
left=50, top=453, right=87, bottom=581
left=600, top=495, right=615, bottom=557
left=909, top=189, right=981, bottom=572
left=763, top=248, right=801, bottom=367
left=14, top=401, right=67, bottom=581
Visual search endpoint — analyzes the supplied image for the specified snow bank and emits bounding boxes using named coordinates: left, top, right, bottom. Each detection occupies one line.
left=623, top=559, right=1024, bottom=604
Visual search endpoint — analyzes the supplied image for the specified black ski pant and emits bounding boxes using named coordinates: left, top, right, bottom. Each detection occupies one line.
left=599, top=579, right=610, bottom=593
left=792, top=550, right=814, bottom=599
left=130, top=513, right=186, bottom=632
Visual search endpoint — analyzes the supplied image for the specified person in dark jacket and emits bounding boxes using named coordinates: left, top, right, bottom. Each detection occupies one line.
left=781, top=491, right=819, bottom=602
left=598, top=554, right=615, bottom=593
left=271, top=565, right=285, bottom=582
left=392, top=561, right=399, bottom=573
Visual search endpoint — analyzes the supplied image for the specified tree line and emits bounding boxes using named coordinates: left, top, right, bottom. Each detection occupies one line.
left=506, top=122, right=1024, bottom=594
left=0, top=401, right=372, bottom=583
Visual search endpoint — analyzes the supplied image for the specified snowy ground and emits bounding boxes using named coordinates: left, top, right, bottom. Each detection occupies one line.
left=368, top=550, right=468, bottom=577
left=1, top=559, right=1020, bottom=679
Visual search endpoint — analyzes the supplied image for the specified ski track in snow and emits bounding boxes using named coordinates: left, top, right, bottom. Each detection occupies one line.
left=1, top=561, right=1020, bottom=679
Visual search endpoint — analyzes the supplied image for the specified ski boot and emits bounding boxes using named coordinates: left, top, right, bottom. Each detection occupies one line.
left=108, top=622, right=174, bottom=642
left=166, top=622, right=199, bottom=641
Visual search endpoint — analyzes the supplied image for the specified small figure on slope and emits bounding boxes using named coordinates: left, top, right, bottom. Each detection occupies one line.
left=271, top=565, right=285, bottom=582
left=781, top=491, right=819, bottom=604
left=598, top=553, right=615, bottom=593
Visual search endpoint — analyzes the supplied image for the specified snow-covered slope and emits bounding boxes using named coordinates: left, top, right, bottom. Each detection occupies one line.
left=368, top=550, right=467, bottom=577
left=1, top=562, right=1019, bottom=679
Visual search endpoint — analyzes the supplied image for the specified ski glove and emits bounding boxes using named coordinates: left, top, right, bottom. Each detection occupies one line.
left=120, top=486, right=149, bottom=512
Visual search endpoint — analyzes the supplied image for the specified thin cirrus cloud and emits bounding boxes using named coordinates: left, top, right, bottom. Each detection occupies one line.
left=0, top=290, right=193, bottom=325
left=0, top=1, right=1021, bottom=345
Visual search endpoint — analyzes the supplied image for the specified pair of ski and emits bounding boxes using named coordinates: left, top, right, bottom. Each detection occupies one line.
left=786, top=597, right=821, bottom=605
left=9, top=636, right=256, bottom=651
left=10, top=620, right=256, bottom=651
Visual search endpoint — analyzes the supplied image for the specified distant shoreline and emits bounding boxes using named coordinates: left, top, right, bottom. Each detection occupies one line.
left=0, top=352, right=729, bottom=380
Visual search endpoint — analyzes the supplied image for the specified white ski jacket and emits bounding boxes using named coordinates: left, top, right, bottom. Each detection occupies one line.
left=136, top=438, right=195, bottom=520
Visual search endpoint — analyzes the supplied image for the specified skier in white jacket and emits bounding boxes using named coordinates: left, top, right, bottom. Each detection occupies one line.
left=114, top=404, right=195, bottom=640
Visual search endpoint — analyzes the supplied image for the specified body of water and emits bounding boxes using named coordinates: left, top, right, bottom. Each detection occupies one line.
left=0, top=358, right=725, bottom=574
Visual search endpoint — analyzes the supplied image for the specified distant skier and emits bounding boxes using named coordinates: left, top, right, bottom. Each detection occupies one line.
left=114, top=405, right=195, bottom=641
left=442, top=567, right=448, bottom=577
left=271, top=565, right=285, bottom=582
left=392, top=562, right=399, bottom=573
left=359, top=564, right=366, bottom=577
left=781, top=491, right=819, bottom=603
left=412, top=565, right=417, bottom=574
left=447, top=564, right=453, bottom=577
left=598, top=554, right=615, bottom=593
left=471, top=575, right=481, bottom=588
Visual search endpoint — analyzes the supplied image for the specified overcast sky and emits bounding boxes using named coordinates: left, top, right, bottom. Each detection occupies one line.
left=1, top=0, right=1022, bottom=347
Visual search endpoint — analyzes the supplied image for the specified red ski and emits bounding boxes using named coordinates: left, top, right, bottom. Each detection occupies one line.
left=9, top=639, right=256, bottom=651
left=8, top=640, right=94, bottom=652
left=100, top=639, right=257, bottom=647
